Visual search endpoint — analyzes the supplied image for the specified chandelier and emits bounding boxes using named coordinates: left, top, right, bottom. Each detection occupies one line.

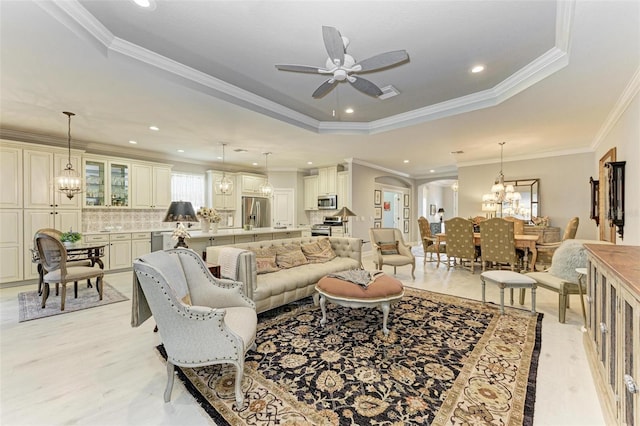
left=216, top=143, right=233, bottom=194
left=482, top=142, right=520, bottom=216
left=56, top=111, right=83, bottom=199
left=259, top=152, right=274, bottom=197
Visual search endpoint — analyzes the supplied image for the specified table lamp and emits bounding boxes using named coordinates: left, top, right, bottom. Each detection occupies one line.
left=437, top=208, right=445, bottom=223
left=163, top=201, right=197, bottom=248
left=334, top=207, right=357, bottom=236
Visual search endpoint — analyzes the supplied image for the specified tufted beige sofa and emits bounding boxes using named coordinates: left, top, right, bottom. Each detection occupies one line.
left=206, top=236, right=363, bottom=314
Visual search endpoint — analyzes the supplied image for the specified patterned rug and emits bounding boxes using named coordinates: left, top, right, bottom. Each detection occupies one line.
left=158, top=287, right=542, bottom=425
left=18, top=282, right=128, bottom=322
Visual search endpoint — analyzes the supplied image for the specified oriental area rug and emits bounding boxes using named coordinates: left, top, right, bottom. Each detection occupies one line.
left=158, top=287, right=542, bottom=425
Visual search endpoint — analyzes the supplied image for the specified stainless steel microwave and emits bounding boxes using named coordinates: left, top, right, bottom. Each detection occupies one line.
left=317, top=195, right=337, bottom=210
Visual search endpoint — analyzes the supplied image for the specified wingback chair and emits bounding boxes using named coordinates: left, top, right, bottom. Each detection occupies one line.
left=417, top=216, right=443, bottom=263
left=443, top=217, right=477, bottom=273
left=34, top=232, right=104, bottom=310
left=369, top=228, right=415, bottom=279
left=535, top=217, right=579, bottom=270
left=132, top=249, right=257, bottom=406
left=479, top=218, right=517, bottom=271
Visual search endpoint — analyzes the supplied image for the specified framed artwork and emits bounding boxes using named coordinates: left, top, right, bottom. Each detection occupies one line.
left=404, top=194, right=409, bottom=207
left=430, top=204, right=436, bottom=216
left=384, top=201, right=391, bottom=211
left=374, top=221, right=382, bottom=228
left=374, top=207, right=382, bottom=219
left=404, top=220, right=409, bottom=233
left=403, top=208, right=409, bottom=219
left=374, top=189, right=381, bottom=205
left=598, top=148, right=616, bottom=242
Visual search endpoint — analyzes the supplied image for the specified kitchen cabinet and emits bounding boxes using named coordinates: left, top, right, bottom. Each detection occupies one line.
left=131, top=163, right=172, bottom=209
left=240, top=174, right=267, bottom=195
left=207, top=171, right=236, bottom=210
left=24, top=148, right=83, bottom=210
left=337, top=171, right=348, bottom=208
left=0, top=146, right=22, bottom=208
left=317, top=166, right=337, bottom=195
left=304, top=176, right=318, bottom=210
left=83, top=157, right=130, bottom=208
left=84, top=232, right=134, bottom=271
left=131, top=232, right=151, bottom=260
left=584, top=245, right=640, bottom=426
left=234, top=233, right=274, bottom=244
left=0, top=209, right=23, bottom=283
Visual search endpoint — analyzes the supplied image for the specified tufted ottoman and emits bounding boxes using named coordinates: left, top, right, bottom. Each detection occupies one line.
left=315, top=272, right=404, bottom=335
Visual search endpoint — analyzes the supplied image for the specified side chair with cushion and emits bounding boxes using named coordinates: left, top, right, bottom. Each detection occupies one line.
left=417, top=216, right=444, bottom=263
left=132, top=248, right=257, bottom=406
left=502, top=216, right=526, bottom=269
left=534, top=217, right=579, bottom=271
left=479, top=218, right=517, bottom=272
left=369, top=228, right=415, bottom=279
left=443, top=217, right=477, bottom=273
left=34, top=232, right=104, bottom=310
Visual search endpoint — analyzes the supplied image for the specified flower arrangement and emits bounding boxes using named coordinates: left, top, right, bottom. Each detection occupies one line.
left=60, top=229, right=82, bottom=244
left=197, top=207, right=222, bottom=223
left=171, top=223, right=191, bottom=241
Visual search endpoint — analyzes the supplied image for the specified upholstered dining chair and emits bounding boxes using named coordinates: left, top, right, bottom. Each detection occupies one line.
left=534, top=217, right=579, bottom=271
left=369, top=228, right=415, bottom=279
left=132, top=249, right=257, bottom=406
left=479, top=218, right=517, bottom=271
left=34, top=232, right=104, bottom=310
left=417, top=216, right=444, bottom=263
left=443, top=217, right=478, bottom=273
left=502, top=216, right=526, bottom=268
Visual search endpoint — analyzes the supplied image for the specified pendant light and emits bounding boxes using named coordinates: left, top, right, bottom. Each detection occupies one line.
left=56, top=111, right=83, bottom=199
left=259, top=152, right=274, bottom=197
left=216, top=143, right=233, bottom=194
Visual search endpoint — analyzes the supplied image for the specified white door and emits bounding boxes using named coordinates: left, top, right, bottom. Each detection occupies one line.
left=272, top=188, right=295, bottom=227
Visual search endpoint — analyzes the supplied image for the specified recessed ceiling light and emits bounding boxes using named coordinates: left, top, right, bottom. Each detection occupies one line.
left=252, top=162, right=258, bottom=166
left=149, top=125, right=159, bottom=131
left=307, top=161, right=313, bottom=165
left=403, top=160, right=409, bottom=164
left=177, top=149, right=184, bottom=153
left=430, top=169, right=435, bottom=173
left=216, top=156, right=222, bottom=160
left=345, top=108, right=354, bottom=114
left=128, top=140, right=137, bottom=144
left=133, top=0, right=150, bottom=7
left=471, top=65, right=485, bottom=73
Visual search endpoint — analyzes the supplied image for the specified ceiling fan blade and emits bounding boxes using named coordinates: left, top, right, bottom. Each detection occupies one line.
left=354, top=50, right=409, bottom=73
left=322, top=26, right=345, bottom=66
left=348, top=76, right=383, bottom=97
left=275, top=64, right=324, bottom=73
left=312, top=79, right=338, bottom=99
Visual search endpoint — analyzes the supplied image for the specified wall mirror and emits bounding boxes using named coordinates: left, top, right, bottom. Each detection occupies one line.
left=502, top=178, right=539, bottom=223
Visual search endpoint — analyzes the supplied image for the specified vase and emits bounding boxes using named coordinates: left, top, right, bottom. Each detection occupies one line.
left=212, top=223, right=219, bottom=233
left=201, top=220, right=210, bottom=233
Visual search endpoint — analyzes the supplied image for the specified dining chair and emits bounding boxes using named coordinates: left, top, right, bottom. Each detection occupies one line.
left=34, top=232, right=104, bottom=310
left=443, top=217, right=477, bottom=273
left=417, top=216, right=444, bottom=263
left=502, top=216, right=526, bottom=268
left=479, top=218, right=517, bottom=271
left=534, top=217, right=579, bottom=271
left=369, top=227, right=415, bottom=279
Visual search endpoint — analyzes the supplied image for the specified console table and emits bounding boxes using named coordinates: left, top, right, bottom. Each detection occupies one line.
left=524, top=225, right=561, bottom=243
left=583, top=244, right=640, bottom=425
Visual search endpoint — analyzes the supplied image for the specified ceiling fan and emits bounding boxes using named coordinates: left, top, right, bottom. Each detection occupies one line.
left=275, top=26, right=409, bottom=99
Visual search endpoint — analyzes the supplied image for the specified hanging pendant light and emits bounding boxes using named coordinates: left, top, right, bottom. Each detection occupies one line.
left=216, top=143, right=233, bottom=194
left=259, top=152, right=274, bottom=197
left=56, top=111, right=83, bottom=199
left=484, top=142, right=520, bottom=217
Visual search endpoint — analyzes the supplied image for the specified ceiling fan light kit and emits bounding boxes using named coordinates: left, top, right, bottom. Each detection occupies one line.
left=276, top=26, right=409, bottom=99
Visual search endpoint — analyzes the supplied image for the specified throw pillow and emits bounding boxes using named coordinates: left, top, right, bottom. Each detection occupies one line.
left=250, top=247, right=279, bottom=274
left=378, top=241, right=399, bottom=255
left=301, top=238, right=337, bottom=263
left=275, top=243, right=308, bottom=269
left=548, top=239, right=586, bottom=283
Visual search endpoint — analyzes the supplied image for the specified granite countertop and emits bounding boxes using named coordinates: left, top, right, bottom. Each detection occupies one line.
left=161, top=227, right=309, bottom=238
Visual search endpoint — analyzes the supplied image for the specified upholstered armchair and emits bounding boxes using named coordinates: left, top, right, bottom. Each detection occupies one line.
left=369, top=228, right=415, bottom=279
left=417, top=216, right=444, bottom=263
left=534, top=217, right=579, bottom=270
left=479, top=218, right=517, bottom=271
left=132, top=249, right=257, bottom=406
left=444, top=217, right=478, bottom=273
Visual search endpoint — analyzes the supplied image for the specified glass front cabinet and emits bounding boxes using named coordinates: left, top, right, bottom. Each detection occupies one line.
left=585, top=245, right=640, bottom=426
left=83, top=158, right=130, bottom=208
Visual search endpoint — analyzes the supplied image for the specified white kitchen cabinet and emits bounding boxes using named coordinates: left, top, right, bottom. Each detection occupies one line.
left=317, top=166, right=337, bottom=195
left=207, top=171, right=237, bottom=210
left=304, top=176, right=318, bottom=210
left=337, top=171, right=348, bottom=209
left=0, top=145, right=22, bottom=208
left=83, top=157, right=130, bottom=208
left=85, top=234, right=110, bottom=271
left=131, top=232, right=151, bottom=260
left=240, top=174, right=266, bottom=195
left=131, top=163, right=172, bottom=209
left=0, top=209, right=23, bottom=283
left=24, top=149, right=83, bottom=210
left=110, top=237, right=132, bottom=270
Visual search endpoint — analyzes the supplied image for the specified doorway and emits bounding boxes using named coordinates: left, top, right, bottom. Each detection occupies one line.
left=383, top=191, right=402, bottom=229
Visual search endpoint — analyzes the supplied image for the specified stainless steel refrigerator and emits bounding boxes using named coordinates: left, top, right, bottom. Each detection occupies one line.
left=242, top=196, right=270, bottom=228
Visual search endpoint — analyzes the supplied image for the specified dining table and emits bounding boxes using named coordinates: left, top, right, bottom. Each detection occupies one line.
left=434, top=232, right=539, bottom=271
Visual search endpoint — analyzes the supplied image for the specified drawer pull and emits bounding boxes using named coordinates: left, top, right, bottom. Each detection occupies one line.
left=624, top=374, right=638, bottom=394
left=599, top=322, right=608, bottom=334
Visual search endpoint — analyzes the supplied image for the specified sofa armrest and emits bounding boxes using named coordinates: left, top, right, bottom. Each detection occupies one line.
left=206, top=247, right=257, bottom=300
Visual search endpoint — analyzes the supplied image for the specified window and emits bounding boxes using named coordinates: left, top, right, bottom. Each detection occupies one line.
left=171, top=172, right=205, bottom=209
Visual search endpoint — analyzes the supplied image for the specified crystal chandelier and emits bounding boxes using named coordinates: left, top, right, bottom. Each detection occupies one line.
left=56, top=111, right=83, bottom=199
left=483, top=142, right=520, bottom=216
left=216, top=143, right=233, bottom=194
left=259, top=152, right=274, bottom=197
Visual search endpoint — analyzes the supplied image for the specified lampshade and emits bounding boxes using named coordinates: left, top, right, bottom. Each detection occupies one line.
left=437, top=208, right=445, bottom=215
left=163, top=201, right=197, bottom=222
left=334, top=206, right=356, bottom=221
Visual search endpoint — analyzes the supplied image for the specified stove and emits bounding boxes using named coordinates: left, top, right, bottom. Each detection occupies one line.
left=311, top=216, right=343, bottom=236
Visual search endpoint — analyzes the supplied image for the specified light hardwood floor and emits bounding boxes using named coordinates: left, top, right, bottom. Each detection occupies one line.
left=1, top=252, right=605, bottom=425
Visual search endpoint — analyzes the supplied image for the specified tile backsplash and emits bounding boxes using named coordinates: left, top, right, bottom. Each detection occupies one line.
left=82, top=209, right=170, bottom=232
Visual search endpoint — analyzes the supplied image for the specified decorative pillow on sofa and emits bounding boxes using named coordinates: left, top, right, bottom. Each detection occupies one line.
left=250, top=247, right=280, bottom=274
left=302, top=238, right=337, bottom=263
left=275, top=243, right=308, bottom=269
left=377, top=241, right=399, bottom=255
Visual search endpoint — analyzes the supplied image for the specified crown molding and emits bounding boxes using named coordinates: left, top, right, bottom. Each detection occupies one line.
left=350, top=158, right=411, bottom=179
left=455, top=146, right=593, bottom=168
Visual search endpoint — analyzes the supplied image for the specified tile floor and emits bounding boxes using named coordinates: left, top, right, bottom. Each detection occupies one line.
left=0, top=252, right=606, bottom=425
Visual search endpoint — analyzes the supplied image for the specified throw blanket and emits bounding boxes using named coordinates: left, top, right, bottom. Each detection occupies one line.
left=219, top=247, right=249, bottom=280
left=327, top=269, right=385, bottom=288
left=131, top=272, right=151, bottom=327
